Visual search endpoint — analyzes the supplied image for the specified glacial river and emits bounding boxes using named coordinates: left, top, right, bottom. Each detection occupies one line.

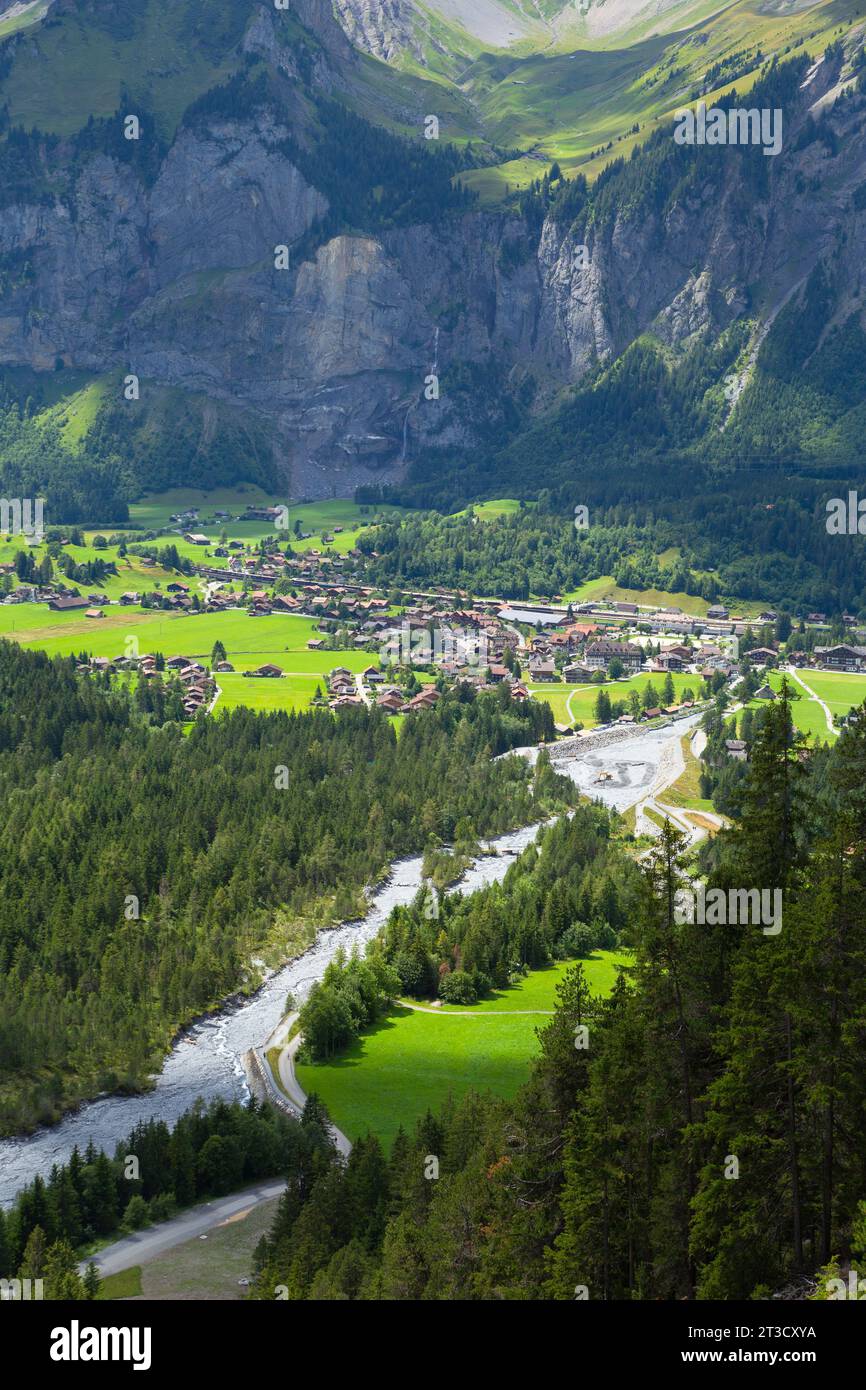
left=0, top=718, right=695, bottom=1206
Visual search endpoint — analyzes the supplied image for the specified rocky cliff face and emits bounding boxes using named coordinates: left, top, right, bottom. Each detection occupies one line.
left=332, top=0, right=422, bottom=65
left=0, top=6, right=864, bottom=496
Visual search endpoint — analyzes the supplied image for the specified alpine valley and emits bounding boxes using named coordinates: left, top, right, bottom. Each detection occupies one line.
left=1, top=0, right=866, bottom=1324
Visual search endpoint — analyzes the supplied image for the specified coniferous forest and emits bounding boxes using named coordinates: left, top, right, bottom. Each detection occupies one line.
left=1, top=0, right=866, bottom=1343
left=8, top=692, right=864, bottom=1302
left=0, top=642, right=570, bottom=1135
left=249, top=693, right=866, bottom=1300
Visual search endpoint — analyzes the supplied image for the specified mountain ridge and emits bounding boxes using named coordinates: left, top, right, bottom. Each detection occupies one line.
left=0, top=0, right=865, bottom=510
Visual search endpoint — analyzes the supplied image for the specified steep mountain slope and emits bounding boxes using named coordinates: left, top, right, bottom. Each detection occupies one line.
left=0, top=0, right=866, bottom=513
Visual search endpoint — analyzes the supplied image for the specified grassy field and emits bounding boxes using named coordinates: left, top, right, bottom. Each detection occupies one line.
left=432, top=953, right=631, bottom=1012
left=660, top=733, right=716, bottom=814
left=297, top=952, right=630, bottom=1149
left=98, top=1198, right=281, bottom=1301
left=739, top=670, right=848, bottom=743
left=459, top=0, right=865, bottom=199
left=793, top=669, right=866, bottom=728
left=453, top=497, right=522, bottom=520
left=127, top=488, right=403, bottom=556
left=0, top=0, right=241, bottom=139
left=529, top=670, right=698, bottom=730
left=560, top=575, right=712, bottom=614
left=525, top=682, right=594, bottom=726
left=216, top=671, right=333, bottom=715
left=559, top=571, right=771, bottom=619
left=98, top=1266, right=143, bottom=1300
left=0, top=0, right=50, bottom=41
left=0, top=603, right=377, bottom=714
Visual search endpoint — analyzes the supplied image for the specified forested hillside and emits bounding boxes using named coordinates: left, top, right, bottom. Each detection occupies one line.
left=300, top=801, right=639, bottom=1057
left=249, top=690, right=866, bottom=1300
left=0, top=641, right=572, bottom=1135
left=361, top=499, right=866, bottom=614
left=2, top=2, right=866, bottom=522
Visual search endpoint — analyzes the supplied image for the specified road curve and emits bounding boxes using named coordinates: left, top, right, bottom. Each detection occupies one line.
left=257, top=1014, right=352, bottom=1157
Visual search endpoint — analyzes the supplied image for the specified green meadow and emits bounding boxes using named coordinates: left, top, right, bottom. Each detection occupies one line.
left=0, top=604, right=377, bottom=714
left=561, top=575, right=713, bottom=615
left=126, top=488, right=403, bottom=556
left=738, top=669, right=866, bottom=744
left=459, top=0, right=865, bottom=199
left=794, top=669, right=866, bottom=726
left=528, top=670, right=698, bottom=730
left=297, top=953, right=631, bottom=1150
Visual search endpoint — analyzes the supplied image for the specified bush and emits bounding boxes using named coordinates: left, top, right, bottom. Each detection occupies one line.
left=471, top=969, right=493, bottom=999
left=148, top=1192, right=177, bottom=1224
left=439, top=970, right=478, bottom=1005
left=393, top=948, right=433, bottom=998
left=595, top=921, right=618, bottom=950
left=556, top=922, right=597, bottom=959
left=121, top=1194, right=150, bottom=1232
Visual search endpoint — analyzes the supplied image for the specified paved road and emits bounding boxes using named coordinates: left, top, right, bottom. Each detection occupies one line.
left=258, top=1014, right=352, bottom=1157
left=276, top=1034, right=352, bottom=1157
left=355, top=674, right=372, bottom=707
left=84, top=1180, right=286, bottom=1279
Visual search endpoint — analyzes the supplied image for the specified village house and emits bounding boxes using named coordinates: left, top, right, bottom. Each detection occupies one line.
left=405, top=689, right=440, bottom=712
left=243, top=506, right=283, bottom=522
left=528, top=659, right=558, bottom=682
left=585, top=639, right=643, bottom=673
left=244, top=664, right=284, bottom=679
left=651, top=651, right=686, bottom=672
left=49, top=595, right=90, bottom=612
left=377, top=691, right=405, bottom=714
left=697, top=643, right=726, bottom=667
left=814, top=644, right=866, bottom=672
